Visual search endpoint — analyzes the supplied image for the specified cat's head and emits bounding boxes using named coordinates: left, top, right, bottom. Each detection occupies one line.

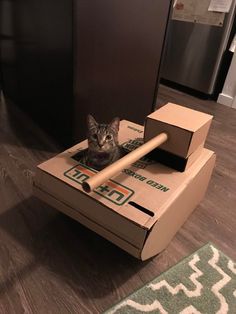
left=87, top=115, right=120, bottom=152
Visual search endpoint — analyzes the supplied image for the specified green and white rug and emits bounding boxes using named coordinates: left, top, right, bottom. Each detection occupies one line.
left=105, top=244, right=236, bottom=314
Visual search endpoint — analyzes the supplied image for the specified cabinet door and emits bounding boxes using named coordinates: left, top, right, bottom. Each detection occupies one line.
left=73, top=0, right=172, bottom=141
left=1, top=0, right=73, bottom=145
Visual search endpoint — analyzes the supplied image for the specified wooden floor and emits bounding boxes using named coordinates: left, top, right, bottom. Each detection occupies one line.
left=0, top=85, right=235, bottom=313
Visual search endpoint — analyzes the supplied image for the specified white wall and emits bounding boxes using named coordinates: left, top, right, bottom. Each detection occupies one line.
left=218, top=49, right=236, bottom=109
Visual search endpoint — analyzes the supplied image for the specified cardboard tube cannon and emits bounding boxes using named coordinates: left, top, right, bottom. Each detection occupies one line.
left=82, top=103, right=213, bottom=193
left=82, top=132, right=168, bottom=193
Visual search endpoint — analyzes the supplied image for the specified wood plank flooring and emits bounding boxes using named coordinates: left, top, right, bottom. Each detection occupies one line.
left=0, top=85, right=235, bottom=313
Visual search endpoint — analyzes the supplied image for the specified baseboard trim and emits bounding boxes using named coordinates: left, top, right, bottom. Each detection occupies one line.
left=217, top=93, right=234, bottom=108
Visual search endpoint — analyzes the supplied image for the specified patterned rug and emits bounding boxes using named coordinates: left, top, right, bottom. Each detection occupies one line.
left=104, top=244, right=236, bottom=314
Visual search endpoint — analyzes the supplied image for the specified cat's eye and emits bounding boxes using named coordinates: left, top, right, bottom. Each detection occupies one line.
left=106, top=134, right=112, bottom=140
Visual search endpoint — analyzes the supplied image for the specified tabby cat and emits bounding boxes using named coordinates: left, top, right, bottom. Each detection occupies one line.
left=75, top=115, right=123, bottom=171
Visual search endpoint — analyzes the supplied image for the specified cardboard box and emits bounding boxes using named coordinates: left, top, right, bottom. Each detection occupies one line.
left=144, top=103, right=213, bottom=158
left=34, top=120, right=215, bottom=260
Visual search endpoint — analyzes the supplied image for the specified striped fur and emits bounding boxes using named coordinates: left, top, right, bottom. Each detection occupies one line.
left=85, top=115, right=122, bottom=170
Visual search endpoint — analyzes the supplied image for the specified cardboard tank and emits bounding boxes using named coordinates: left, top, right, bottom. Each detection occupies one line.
left=33, top=103, right=215, bottom=260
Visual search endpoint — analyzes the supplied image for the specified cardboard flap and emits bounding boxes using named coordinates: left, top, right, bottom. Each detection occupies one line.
left=141, top=151, right=216, bottom=260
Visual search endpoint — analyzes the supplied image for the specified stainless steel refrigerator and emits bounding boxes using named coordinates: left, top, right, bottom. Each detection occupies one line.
left=161, top=1, right=236, bottom=96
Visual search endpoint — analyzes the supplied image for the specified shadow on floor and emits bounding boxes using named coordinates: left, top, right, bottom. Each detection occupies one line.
left=0, top=196, right=149, bottom=299
left=0, top=92, right=61, bottom=153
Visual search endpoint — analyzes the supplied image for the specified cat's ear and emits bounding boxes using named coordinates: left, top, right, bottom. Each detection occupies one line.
left=109, top=117, right=120, bottom=133
left=87, top=114, right=98, bottom=131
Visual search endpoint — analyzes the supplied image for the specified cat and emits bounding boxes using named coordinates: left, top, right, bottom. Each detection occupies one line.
left=74, top=115, right=124, bottom=171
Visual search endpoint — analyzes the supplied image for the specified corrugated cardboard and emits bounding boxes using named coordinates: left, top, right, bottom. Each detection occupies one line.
left=144, top=103, right=213, bottom=158
left=34, top=120, right=215, bottom=260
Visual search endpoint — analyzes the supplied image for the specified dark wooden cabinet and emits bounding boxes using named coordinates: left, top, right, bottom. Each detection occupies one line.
left=0, top=0, right=172, bottom=146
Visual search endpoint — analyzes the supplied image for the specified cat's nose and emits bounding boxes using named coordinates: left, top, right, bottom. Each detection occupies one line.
left=98, top=141, right=105, bottom=148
